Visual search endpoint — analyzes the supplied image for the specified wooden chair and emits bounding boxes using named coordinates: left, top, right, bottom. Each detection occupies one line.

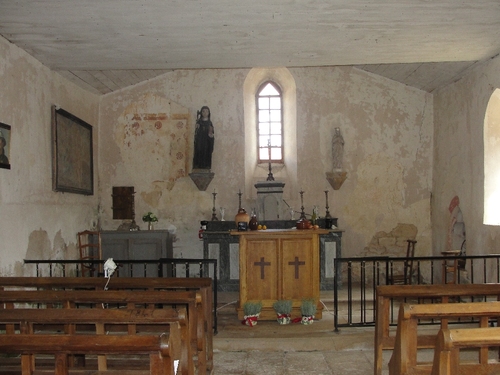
left=389, top=239, right=417, bottom=285
left=77, top=230, right=102, bottom=277
left=441, top=250, right=460, bottom=284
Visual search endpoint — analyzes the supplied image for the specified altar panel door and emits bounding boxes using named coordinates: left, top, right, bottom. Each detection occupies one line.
left=244, top=239, right=279, bottom=301
left=281, top=238, right=315, bottom=300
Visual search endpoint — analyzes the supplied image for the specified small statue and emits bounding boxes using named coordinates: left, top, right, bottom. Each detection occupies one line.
left=219, top=207, right=225, bottom=221
left=332, top=127, right=344, bottom=171
left=193, top=106, right=215, bottom=170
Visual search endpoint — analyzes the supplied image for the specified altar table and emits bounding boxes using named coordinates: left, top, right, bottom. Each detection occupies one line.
left=231, top=228, right=328, bottom=320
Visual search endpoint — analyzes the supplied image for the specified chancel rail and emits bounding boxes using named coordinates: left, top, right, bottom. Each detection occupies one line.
left=333, top=254, right=500, bottom=331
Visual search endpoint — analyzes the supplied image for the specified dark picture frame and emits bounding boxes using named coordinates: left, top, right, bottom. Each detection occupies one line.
left=51, top=105, right=94, bottom=195
left=0, top=122, right=11, bottom=170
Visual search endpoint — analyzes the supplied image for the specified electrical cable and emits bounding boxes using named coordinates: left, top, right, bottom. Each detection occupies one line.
left=216, top=300, right=237, bottom=311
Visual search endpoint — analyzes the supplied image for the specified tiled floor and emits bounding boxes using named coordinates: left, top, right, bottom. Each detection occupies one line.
left=212, top=291, right=385, bottom=375
left=213, top=350, right=376, bottom=375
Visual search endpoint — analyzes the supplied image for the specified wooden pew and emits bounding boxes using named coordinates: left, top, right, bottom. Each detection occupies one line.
left=0, top=276, right=213, bottom=373
left=375, top=283, right=500, bottom=375
left=431, top=327, right=500, bottom=375
left=0, top=289, right=199, bottom=375
left=0, top=307, right=185, bottom=375
left=388, top=301, right=500, bottom=375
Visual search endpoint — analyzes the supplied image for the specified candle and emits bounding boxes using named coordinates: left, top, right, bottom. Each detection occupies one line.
left=268, top=139, right=271, bottom=161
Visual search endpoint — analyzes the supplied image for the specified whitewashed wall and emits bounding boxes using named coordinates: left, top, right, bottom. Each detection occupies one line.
left=0, top=30, right=440, bottom=276
left=99, top=66, right=433, bottom=260
left=433, top=54, right=500, bottom=263
left=0, top=36, right=99, bottom=275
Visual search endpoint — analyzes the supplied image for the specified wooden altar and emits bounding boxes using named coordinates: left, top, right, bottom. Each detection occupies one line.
left=232, top=229, right=328, bottom=320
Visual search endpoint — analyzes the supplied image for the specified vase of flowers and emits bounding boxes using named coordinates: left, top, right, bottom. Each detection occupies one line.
left=142, top=212, right=158, bottom=230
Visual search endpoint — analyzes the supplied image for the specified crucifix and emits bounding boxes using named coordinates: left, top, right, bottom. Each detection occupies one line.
left=288, top=256, right=306, bottom=279
left=254, top=257, right=271, bottom=279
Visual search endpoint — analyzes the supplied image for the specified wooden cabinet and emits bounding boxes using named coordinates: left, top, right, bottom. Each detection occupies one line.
left=232, top=229, right=328, bottom=320
left=100, top=230, right=173, bottom=277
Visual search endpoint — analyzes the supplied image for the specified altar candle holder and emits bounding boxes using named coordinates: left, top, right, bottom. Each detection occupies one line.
left=324, top=190, right=333, bottom=229
left=324, top=190, right=332, bottom=218
left=299, top=190, right=307, bottom=220
left=211, top=190, right=219, bottom=221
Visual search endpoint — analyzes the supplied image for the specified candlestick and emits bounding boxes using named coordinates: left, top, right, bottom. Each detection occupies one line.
left=324, top=190, right=332, bottom=229
left=324, top=190, right=332, bottom=218
left=211, top=191, right=219, bottom=221
left=299, top=190, right=306, bottom=220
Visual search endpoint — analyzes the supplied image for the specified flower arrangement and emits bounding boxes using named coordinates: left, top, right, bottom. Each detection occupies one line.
left=242, top=301, right=262, bottom=327
left=300, top=298, right=317, bottom=325
left=142, top=212, right=158, bottom=223
left=273, top=299, right=292, bottom=325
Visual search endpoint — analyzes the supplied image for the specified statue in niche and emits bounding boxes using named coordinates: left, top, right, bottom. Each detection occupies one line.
left=193, top=106, right=215, bottom=170
left=332, top=127, right=344, bottom=171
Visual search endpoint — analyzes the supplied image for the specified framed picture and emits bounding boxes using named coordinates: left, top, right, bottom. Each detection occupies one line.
left=0, top=122, right=11, bottom=170
left=51, top=105, right=94, bottom=195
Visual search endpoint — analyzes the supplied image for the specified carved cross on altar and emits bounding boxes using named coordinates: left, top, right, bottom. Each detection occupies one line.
left=288, top=256, right=306, bottom=279
left=254, top=257, right=271, bottom=279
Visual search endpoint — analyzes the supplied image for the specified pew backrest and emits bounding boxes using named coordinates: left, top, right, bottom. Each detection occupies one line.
left=0, top=290, right=197, bottom=375
left=375, top=283, right=500, bottom=375
left=431, top=327, right=500, bottom=375
left=0, top=276, right=213, bottom=375
left=0, top=307, right=184, bottom=375
left=389, top=301, right=500, bottom=375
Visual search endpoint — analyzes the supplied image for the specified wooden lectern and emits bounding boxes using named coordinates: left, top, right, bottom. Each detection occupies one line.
left=232, top=229, right=328, bottom=320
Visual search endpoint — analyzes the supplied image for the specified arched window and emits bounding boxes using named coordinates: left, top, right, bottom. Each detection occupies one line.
left=243, top=67, right=297, bottom=200
left=257, top=81, right=283, bottom=163
left=484, top=88, right=500, bottom=225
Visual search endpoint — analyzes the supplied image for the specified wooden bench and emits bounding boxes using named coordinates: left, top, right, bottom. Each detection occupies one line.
left=0, top=307, right=186, bottom=375
left=0, top=276, right=213, bottom=373
left=375, top=283, right=500, bottom=375
left=388, top=301, right=500, bottom=375
left=0, top=289, right=200, bottom=375
left=431, top=327, right=500, bottom=375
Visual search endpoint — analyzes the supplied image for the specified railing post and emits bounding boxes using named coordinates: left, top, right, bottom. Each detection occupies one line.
left=334, top=258, right=339, bottom=332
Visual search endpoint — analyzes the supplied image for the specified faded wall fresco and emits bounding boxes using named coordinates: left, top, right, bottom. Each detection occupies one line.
left=116, top=94, right=189, bottom=192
